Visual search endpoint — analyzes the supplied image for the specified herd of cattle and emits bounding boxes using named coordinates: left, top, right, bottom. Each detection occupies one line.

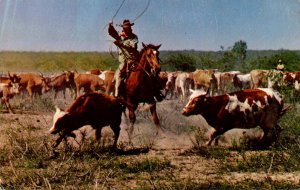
left=0, top=68, right=297, bottom=148
left=0, top=68, right=299, bottom=114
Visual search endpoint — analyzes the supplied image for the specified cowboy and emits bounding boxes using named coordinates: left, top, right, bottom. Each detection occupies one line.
left=276, top=59, right=285, bottom=71
left=108, top=19, right=139, bottom=97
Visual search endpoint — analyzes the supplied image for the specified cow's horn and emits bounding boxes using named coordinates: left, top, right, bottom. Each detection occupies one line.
left=55, top=105, right=61, bottom=112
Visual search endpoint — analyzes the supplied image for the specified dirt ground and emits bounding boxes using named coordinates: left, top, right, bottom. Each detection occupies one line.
left=1, top=94, right=300, bottom=188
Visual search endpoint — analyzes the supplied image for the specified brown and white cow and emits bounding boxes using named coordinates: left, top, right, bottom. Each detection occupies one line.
left=49, top=92, right=124, bottom=149
left=159, top=71, right=177, bottom=99
left=18, top=73, right=51, bottom=100
left=0, top=82, right=19, bottom=113
left=98, top=70, right=115, bottom=95
left=182, top=88, right=285, bottom=149
left=233, top=73, right=251, bottom=90
left=282, top=71, right=300, bottom=90
left=74, top=73, right=106, bottom=99
left=86, top=68, right=102, bottom=75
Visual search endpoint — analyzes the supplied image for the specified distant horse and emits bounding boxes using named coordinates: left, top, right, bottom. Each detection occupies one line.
left=122, top=43, right=163, bottom=137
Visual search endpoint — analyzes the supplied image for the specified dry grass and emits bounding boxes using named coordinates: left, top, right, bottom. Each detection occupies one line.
left=1, top=91, right=300, bottom=189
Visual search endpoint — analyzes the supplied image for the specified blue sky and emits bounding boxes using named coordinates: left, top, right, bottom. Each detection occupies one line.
left=0, top=0, right=300, bottom=51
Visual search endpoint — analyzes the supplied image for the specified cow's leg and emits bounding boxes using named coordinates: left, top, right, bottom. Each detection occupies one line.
left=110, top=123, right=120, bottom=149
left=2, top=98, right=14, bottom=114
left=63, top=89, right=66, bottom=99
left=206, top=129, right=224, bottom=146
left=54, top=90, right=58, bottom=99
left=149, top=103, right=164, bottom=135
left=259, top=123, right=281, bottom=149
left=52, top=134, right=65, bottom=148
left=27, top=87, right=33, bottom=101
left=75, top=86, right=80, bottom=99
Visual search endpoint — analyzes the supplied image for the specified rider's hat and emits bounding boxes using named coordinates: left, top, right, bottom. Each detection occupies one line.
left=121, top=19, right=134, bottom=28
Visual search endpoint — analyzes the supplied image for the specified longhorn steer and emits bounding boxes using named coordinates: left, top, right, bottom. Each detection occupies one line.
left=182, top=88, right=285, bottom=149
left=49, top=92, right=124, bottom=149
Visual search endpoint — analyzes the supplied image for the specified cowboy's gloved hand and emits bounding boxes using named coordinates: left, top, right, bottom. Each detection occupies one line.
left=114, top=40, right=122, bottom=47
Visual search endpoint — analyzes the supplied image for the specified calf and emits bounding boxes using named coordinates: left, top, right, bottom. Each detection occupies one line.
left=49, top=92, right=124, bottom=149
left=182, top=88, right=285, bottom=149
left=0, top=82, right=19, bottom=113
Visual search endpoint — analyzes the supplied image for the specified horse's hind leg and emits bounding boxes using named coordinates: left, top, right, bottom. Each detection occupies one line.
left=149, top=103, right=164, bottom=135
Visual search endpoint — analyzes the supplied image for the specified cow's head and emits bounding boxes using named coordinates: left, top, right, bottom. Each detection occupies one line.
left=8, top=72, right=21, bottom=84
left=65, top=70, right=75, bottom=83
left=9, top=81, right=20, bottom=95
left=182, top=89, right=207, bottom=116
left=41, top=77, right=51, bottom=93
left=49, top=106, right=68, bottom=134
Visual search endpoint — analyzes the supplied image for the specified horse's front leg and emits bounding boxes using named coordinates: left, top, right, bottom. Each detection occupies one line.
left=127, top=107, right=136, bottom=139
left=149, top=103, right=164, bottom=135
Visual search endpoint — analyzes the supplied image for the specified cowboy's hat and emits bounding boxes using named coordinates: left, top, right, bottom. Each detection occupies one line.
left=121, top=19, right=134, bottom=28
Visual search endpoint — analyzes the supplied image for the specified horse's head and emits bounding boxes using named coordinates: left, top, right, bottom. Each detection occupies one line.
left=140, top=43, right=161, bottom=76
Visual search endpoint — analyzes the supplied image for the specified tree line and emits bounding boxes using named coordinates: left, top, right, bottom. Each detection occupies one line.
left=1, top=40, right=300, bottom=72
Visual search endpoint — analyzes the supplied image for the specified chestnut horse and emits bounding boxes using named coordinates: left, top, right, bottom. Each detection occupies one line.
left=122, top=43, right=163, bottom=137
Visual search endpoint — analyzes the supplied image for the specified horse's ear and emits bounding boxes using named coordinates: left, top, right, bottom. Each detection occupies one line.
left=155, top=44, right=161, bottom=50
left=142, top=42, right=146, bottom=48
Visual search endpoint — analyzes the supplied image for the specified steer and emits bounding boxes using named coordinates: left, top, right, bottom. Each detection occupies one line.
left=49, top=92, right=124, bottom=149
left=18, top=73, right=50, bottom=101
left=182, top=88, right=285, bottom=149
left=46, top=71, right=75, bottom=99
left=74, top=73, right=106, bottom=99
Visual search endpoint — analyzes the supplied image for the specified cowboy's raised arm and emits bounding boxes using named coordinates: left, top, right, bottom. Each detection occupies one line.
left=108, top=22, right=121, bottom=41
